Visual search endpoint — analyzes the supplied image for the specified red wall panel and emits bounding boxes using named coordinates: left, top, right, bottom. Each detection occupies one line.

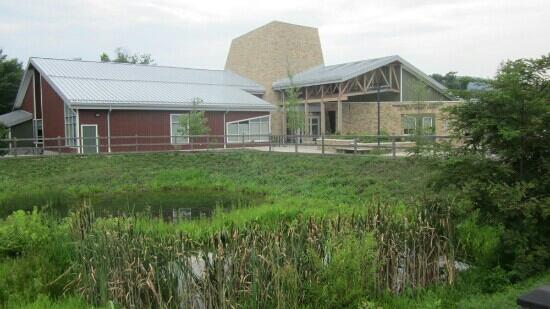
left=41, top=77, right=77, bottom=153
left=77, top=110, right=269, bottom=153
left=20, top=79, right=34, bottom=114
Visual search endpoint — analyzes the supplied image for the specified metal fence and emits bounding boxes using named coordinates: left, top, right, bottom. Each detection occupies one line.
left=0, top=134, right=457, bottom=158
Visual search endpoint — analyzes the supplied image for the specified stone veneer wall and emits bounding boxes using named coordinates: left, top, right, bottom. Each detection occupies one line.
left=340, top=101, right=458, bottom=136
left=225, top=21, right=324, bottom=135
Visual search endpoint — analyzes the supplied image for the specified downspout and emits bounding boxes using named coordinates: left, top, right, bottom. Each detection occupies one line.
left=224, top=110, right=228, bottom=149
left=400, top=65, right=403, bottom=102
left=107, top=104, right=112, bottom=153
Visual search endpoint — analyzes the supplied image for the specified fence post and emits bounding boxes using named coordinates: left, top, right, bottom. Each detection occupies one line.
left=206, top=135, right=210, bottom=151
left=57, top=136, right=62, bottom=155
left=295, top=134, right=298, bottom=153
left=353, top=138, right=357, bottom=155
left=135, top=134, right=138, bottom=152
left=392, top=136, right=396, bottom=158
left=269, top=134, right=272, bottom=152
left=13, top=137, right=17, bottom=157
left=321, top=134, right=325, bottom=155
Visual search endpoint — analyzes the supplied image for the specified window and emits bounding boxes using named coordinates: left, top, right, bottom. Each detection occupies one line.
left=227, top=116, right=270, bottom=143
left=170, top=114, right=189, bottom=144
left=33, top=119, right=43, bottom=144
left=64, top=105, right=77, bottom=146
left=422, top=117, right=433, bottom=129
left=402, top=116, right=416, bottom=135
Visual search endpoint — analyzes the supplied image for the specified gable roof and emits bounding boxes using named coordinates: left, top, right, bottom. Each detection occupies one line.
left=14, top=58, right=274, bottom=112
left=0, top=110, right=33, bottom=127
left=272, top=55, right=448, bottom=96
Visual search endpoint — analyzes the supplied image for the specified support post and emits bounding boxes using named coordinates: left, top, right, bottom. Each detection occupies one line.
left=269, top=134, right=272, bottom=152
left=377, top=83, right=381, bottom=147
left=57, top=136, right=62, bottom=155
left=321, top=134, right=325, bottom=155
left=337, top=83, right=342, bottom=134
left=392, top=136, right=396, bottom=158
left=320, top=101, right=326, bottom=136
left=135, top=134, right=138, bottom=152
left=13, top=137, right=17, bottom=157
left=353, top=138, right=357, bottom=155
left=304, top=102, right=309, bottom=136
left=295, top=135, right=298, bottom=153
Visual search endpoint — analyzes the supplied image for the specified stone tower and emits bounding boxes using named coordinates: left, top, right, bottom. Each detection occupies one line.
left=225, top=21, right=324, bottom=135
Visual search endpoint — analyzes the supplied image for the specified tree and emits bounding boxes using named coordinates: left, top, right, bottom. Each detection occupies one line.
left=284, top=77, right=305, bottom=136
left=0, top=50, right=24, bottom=114
left=178, top=98, right=209, bottom=137
left=434, top=54, right=550, bottom=280
left=448, top=54, right=550, bottom=180
left=0, top=124, right=7, bottom=155
left=99, top=48, right=155, bottom=65
left=431, top=72, right=491, bottom=99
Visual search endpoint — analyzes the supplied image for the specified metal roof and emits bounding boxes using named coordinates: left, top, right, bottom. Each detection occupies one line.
left=272, top=55, right=447, bottom=93
left=0, top=110, right=33, bottom=127
left=14, top=58, right=273, bottom=112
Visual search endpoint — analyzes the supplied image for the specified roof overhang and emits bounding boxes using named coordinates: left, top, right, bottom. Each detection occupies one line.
left=70, top=102, right=276, bottom=112
left=0, top=110, right=33, bottom=127
left=272, top=55, right=452, bottom=100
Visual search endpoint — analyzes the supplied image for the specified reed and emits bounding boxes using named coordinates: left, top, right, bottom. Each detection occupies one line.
left=70, top=199, right=456, bottom=308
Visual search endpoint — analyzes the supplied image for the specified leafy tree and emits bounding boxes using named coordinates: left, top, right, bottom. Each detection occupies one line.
left=0, top=124, right=7, bottom=155
left=434, top=54, right=550, bottom=280
left=0, top=50, right=24, bottom=114
left=284, top=77, right=305, bottom=135
left=178, top=98, right=209, bottom=136
left=448, top=54, right=550, bottom=180
left=100, top=48, right=155, bottom=65
left=431, top=72, right=491, bottom=99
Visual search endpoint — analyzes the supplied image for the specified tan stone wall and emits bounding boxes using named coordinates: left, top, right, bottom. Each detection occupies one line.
left=341, top=101, right=458, bottom=136
left=225, top=21, right=324, bottom=135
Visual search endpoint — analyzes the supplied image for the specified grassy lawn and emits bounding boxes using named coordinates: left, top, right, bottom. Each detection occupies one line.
left=0, top=151, right=545, bottom=308
left=0, top=151, right=431, bottom=217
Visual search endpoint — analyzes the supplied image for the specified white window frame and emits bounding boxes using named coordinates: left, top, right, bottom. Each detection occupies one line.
left=64, top=104, right=78, bottom=147
left=422, top=116, right=433, bottom=129
left=226, top=115, right=271, bottom=144
left=32, top=118, right=43, bottom=146
left=170, top=113, right=190, bottom=145
left=402, top=115, right=417, bottom=135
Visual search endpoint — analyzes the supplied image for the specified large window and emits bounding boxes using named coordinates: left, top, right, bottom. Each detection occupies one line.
left=64, top=105, right=77, bottom=146
left=170, top=114, right=189, bottom=144
left=402, top=115, right=416, bottom=135
left=227, top=116, right=270, bottom=143
left=33, top=119, right=43, bottom=144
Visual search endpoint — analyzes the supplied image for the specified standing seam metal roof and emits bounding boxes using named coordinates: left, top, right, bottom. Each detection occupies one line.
left=272, top=55, right=447, bottom=94
left=14, top=58, right=274, bottom=111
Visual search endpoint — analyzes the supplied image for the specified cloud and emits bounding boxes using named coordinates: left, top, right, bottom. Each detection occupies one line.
left=0, top=0, right=549, bottom=77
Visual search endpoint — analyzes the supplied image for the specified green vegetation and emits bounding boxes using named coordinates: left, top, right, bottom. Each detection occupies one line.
left=0, top=49, right=24, bottom=114
left=99, top=47, right=155, bottom=64
left=0, top=150, right=547, bottom=308
left=0, top=55, right=548, bottom=308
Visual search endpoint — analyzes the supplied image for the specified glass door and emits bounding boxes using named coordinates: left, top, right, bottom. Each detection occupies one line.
left=309, top=115, right=320, bottom=137
left=81, top=125, right=98, bottom=154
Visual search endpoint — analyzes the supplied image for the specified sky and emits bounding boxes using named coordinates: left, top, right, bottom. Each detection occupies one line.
left=1, top=0, right=549, bottom=78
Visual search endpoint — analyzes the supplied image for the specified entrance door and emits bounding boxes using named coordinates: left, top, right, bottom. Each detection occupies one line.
left=308, top=115, right=320, bottom=136
left=81, top=125, right=98, bottom=154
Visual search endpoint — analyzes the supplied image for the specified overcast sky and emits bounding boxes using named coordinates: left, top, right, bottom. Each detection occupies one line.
left=1, top=0, right=548, bottom=78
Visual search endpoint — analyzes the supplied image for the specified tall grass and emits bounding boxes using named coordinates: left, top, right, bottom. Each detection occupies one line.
left=69, top=199, right=456, bottom=308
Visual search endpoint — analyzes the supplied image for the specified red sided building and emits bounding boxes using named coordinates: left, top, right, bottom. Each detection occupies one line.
left=0, top=58, right=274, bottom=153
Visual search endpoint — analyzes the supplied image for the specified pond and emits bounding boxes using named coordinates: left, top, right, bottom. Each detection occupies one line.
left=0, top=189, right=263, bottom=221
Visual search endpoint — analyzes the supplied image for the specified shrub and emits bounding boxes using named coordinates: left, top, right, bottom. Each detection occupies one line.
left=0, top=210, right=74, bottom=306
